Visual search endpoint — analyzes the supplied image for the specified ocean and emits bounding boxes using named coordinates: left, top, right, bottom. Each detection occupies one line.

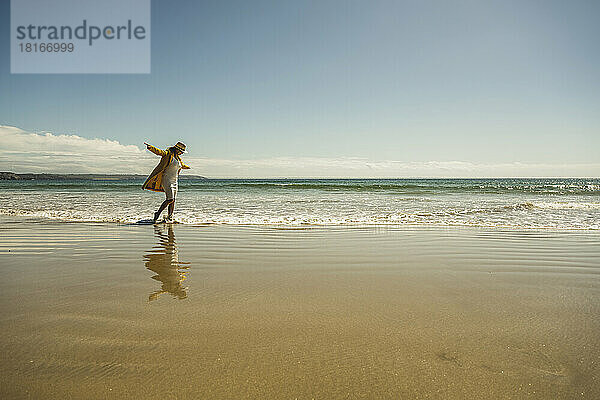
left=1, top=178, right=599, bottom=229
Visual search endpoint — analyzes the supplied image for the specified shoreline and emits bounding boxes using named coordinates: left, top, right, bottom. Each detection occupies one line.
left=0, top=172, right=208, bottom=180
left=1, top=215, right=599, bottom=232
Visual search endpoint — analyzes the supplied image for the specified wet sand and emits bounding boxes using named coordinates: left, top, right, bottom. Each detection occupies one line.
left=0, top=218, right=599, bottom=399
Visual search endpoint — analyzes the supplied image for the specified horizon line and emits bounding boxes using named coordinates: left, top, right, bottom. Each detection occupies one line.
left=2, top=172, right=598, bottom=180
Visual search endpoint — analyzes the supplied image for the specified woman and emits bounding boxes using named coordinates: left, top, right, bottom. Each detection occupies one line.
left=143, top=141, right=190, bottom=222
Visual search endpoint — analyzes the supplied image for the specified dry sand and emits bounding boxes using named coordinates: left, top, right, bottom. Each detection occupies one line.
left=0, top=218, right=599, bottom=399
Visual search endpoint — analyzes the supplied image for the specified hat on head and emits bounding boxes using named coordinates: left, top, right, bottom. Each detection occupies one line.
left=174, top=142, right=187, bottom=153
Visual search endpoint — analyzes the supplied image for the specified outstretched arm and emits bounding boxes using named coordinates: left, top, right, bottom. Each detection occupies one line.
left=181, top=162, right=191, bottom=170
left=144, top=142, right=167, bottom=156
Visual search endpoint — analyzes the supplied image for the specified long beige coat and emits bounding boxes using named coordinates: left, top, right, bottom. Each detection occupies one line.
left=142, top=145, right=190, bottom=193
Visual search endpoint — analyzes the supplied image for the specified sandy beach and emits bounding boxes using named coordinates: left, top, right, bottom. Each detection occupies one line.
left=0, top=217, right=599, bottom=399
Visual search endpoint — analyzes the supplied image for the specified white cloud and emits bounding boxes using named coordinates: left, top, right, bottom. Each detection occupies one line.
left=191, top=157, right=600, bottom=178
left=1, top=125, right=598, bottom=177
left=0, top=125, right=153, bottom=174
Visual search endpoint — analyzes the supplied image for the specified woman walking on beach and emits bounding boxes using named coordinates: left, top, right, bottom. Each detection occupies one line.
left=143, top=141, right=190, bottom=222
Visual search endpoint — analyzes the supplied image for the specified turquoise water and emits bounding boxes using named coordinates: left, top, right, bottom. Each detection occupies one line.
left=1, top=178, right=599, bottom=229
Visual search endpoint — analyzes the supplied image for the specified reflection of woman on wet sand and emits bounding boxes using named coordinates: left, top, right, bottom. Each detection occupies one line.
left=144, top=224, right=191, bottom=301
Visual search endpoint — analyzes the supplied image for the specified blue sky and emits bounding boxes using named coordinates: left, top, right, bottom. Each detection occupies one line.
left=1, top=0, right=599, bottom=176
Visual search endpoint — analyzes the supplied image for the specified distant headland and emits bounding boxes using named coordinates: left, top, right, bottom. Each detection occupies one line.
left=0, top=172, right=208, bottom=180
